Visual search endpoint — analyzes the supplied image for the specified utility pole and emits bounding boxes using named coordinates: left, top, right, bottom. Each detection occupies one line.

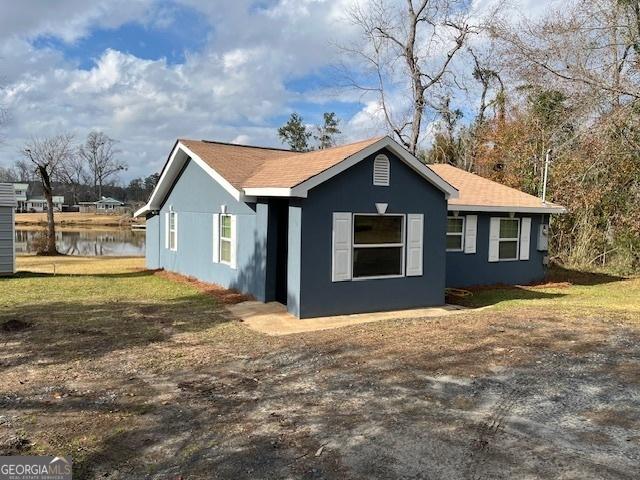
left=542, top=148, right=551, bottom=204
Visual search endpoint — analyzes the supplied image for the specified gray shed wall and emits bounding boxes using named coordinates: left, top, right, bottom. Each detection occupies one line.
left=0, top=206, right=15, bottom=275
left=446, top=213, right=549, bottom=288
left=295, top=148, right=448, bottom=318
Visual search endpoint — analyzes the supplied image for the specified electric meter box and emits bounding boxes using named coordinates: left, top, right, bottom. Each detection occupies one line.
left=538, top=224, right=549, bottom=251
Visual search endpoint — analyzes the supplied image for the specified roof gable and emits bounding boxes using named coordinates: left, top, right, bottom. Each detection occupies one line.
left=136, top=136, right=458, bottom=216
left=97, top=197, right=124, bottom=204
left=242, top=137, right=384, bottom=189
left=136, top=136, right=566, bottom=217
left=179, top=139, right=296, bottom=190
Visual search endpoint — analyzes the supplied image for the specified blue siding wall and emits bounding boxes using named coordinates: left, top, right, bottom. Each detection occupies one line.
left=145, top=214, right=160, bottom=269
left=296, top=148, right=447, bottom=318
left=446, top=213, right=549, bottom=287
left=287, top=204, right=302, bottom=317
left=154, top=159, right=269, bottom=301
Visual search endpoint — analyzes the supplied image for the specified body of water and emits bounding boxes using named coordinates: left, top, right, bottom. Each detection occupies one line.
left=16, top=228, right=146, bottom=256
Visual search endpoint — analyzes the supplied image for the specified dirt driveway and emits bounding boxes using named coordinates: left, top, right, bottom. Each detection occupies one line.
left=1, top=258, right=639, bottom=479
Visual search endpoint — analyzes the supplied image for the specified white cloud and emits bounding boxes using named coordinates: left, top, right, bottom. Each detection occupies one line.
left=0, top=0, right=154, bottom=44
left=345, top=100, right=386, bottom=140
left=0, top=0, right=362, bottom=180
left=231, top=134, right=252, bottom=145
left=0, top=0, right=561, bottom=182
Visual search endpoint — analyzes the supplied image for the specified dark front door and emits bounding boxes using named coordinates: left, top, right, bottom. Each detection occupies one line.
left=274, top=200, right=289, bottom=305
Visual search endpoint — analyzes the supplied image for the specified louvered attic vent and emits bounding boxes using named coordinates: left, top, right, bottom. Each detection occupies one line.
left=373, top=154, right=390, bottom=186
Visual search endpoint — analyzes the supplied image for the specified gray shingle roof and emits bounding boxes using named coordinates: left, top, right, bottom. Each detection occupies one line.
left=0, top=184, right=16, bottom=207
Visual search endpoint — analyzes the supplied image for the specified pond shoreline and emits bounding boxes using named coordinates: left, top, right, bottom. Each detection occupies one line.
left=16, top=224, right=141, bottom=233
left=16, top=212, right=144, bottom=228
left=16, top=226, right=145, bottom=257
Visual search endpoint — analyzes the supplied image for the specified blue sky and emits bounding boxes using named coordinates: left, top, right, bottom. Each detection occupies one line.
left=0, top=0, right=548, bottom=182
left=32, top=7, right=210, bottom=70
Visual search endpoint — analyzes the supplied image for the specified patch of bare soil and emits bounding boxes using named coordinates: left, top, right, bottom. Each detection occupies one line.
left=1, top=308, right=639, bottom=479
left=1, top=319, right=32, bottom=332
left=0, top=435, right=31, bottom=456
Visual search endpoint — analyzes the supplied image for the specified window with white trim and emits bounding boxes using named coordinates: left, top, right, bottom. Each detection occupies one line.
left=219, top=214, right=233, bottom=264
left=446, top=217, right=465, bottom=252
left=373, top=154, right=390, bottom=186
left=498, top=218, right=520, bottom=260
left=168, top=211, right=178, bottom=251
left=352, top=214, right=404, bottom=278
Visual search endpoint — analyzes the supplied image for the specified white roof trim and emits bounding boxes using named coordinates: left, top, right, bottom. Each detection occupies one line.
left=134, top=204, right=151, bottom=217
left=448, top=204, right=566, bottom=214
left=139, top=141, right=245, bottom=217
left=242, top=187, right=308, bottom=198
left=279, top=136, right=458, bottom=199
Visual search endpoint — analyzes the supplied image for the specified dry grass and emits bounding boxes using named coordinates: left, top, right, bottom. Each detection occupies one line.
left=155, top=270, right=253, bottom=305
left=16, top=212, right=143, bottom=227
left=16, top=255, right=145, bottom=275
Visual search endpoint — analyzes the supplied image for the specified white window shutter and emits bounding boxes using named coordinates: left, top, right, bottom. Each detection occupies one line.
left=230, top=214, right=237, bottom=269
left=488, top=217, right=500, bottom=262
left=406, top=214, right=424, bottom=276
left=332, top=212, right=352, bottom=282
left=520, top=217, right=531, bottom=260
left=464, top=215, right=477, bottom=254
left=212, top=213, right=220, bottom=263
left=165, top=212, right=169, bottom=249
left=174, top=213, right=178, bottom=251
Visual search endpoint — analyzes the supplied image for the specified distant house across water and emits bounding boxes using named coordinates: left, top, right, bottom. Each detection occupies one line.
left=13, top=183, right=28, bottom=212
left=12, top=183, right=65, bottom=213
left=79, top=197, right=126, bottom=213
left=24, top=196, right=65, bottom=212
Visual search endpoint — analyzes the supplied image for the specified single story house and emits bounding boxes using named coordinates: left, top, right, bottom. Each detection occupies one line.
left=136, top=136, right=564, bottom=318
left=0, top=183, right=16, bottom=275
left=25, top=196, right=65, bottom=212
left=79, top=197, right=125, bottom=213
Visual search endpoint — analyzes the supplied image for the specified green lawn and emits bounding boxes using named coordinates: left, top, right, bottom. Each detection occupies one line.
left=4, top=256, right=192, bottom=304
left=0, top=256, right=253, bottom=373
left=449, top=266, right=640, bottom=320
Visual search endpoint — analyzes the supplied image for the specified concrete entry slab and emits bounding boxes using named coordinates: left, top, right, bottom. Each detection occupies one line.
left=227, top=301, right=474, bottom=336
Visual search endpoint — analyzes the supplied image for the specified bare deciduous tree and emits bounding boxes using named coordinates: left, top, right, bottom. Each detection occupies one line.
left=0, top=166, right=17, bottom=183
left=340, top=0, right=484, bottom=153
left=56, top=152, right=89, bottom=205
left=492, top=0, right=640, bottom=107
left=10, top=160, right=35, bottom=182
left=22, top=134, right=74, bottom=255
left=78, top=131, right=126, bottom=199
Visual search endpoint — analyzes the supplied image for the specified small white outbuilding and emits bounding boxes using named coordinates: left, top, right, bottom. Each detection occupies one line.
left=0, top=183, right=16, bottom=275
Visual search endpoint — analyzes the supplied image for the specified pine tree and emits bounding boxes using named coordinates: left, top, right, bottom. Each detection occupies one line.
left=314, top=112, right=341, bottom=149
left=277, top=113, right=312, bottom=152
